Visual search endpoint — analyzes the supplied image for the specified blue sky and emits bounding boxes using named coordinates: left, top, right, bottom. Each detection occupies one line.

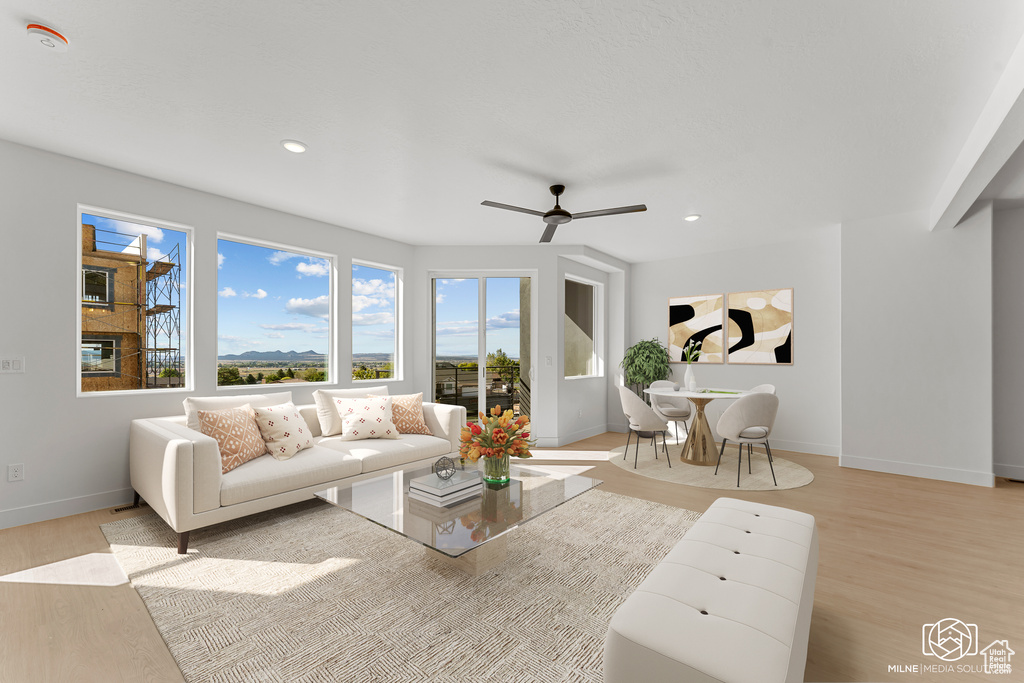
left=434, top=277, right=522, bottom=358
left=352, top=264, right=396, bottom=358
left=83, top=213, right=188, bottom=358
left=218, top=239, right=331, bottom=356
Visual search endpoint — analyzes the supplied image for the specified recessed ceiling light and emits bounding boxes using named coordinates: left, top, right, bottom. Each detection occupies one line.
left=281, top=140, right=307, bottom=154
left=684, top=214, right=701, bottom=222
left=27, top=23, right=68, bottom=52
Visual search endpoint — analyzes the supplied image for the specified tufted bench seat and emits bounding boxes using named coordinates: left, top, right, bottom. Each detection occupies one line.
left=604, top=498, right=818, bottom=683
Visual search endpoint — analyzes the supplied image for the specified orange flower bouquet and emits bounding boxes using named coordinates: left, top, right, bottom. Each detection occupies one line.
left=459, top=404, right=534, bottom=483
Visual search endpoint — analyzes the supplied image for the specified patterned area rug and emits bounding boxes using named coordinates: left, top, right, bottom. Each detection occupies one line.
left=101, top=489, right=701, bottom=682
left=610, top=442, right=814, bottom=491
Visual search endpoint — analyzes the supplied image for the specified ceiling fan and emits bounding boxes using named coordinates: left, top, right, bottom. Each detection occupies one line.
left=481, top=184, right=647, bottom=243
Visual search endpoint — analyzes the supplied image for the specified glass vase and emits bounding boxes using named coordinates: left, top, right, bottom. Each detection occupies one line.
left=482, top=451, right=510, bottom=484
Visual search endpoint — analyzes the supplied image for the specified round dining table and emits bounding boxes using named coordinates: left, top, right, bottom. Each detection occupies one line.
left=644, top=386, right=747, bottom=466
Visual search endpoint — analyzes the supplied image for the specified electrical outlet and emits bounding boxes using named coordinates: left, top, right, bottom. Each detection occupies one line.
left=8, top=463, right=24, bottom=482
left=0, top=357, right=26, bottom=374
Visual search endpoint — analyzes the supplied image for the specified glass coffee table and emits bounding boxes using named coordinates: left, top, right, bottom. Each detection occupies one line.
left=316, top=462, right=602, bottom=575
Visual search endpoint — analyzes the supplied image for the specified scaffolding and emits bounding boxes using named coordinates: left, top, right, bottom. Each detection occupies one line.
left=81, top=224, right=182, bottom=391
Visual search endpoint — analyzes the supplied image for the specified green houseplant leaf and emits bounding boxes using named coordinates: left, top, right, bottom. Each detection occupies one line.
left=620, top=338, right=671, bottom=395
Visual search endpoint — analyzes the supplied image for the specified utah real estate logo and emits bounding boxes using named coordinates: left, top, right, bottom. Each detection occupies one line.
left=886, top=617, right=1014, bottom=675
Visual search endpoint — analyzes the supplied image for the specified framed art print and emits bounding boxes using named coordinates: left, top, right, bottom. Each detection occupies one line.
left=726, top=288, right=793, bottom=364
left=668, top=294, right=724, bottom=363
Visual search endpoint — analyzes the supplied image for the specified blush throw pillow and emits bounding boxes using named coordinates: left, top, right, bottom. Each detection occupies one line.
left=252, top=402, right=314, bottom=461
left=389, top=392, right=433, bottom=435
left=196, top=404, right=268, bottom=474
left=339, top=412, right=400, bottom=441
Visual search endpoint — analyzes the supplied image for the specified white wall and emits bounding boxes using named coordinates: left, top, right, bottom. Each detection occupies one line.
left=0, top=140, right=421, bottom=529
left=840, top=206, right=994, bottom=486
left=629, top=228, right=842, bottom=456
left=993, top=205, right=1024, bottom=479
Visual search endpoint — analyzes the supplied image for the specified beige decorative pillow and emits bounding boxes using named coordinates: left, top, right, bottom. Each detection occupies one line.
left=338, top=412, right=400, bottom=441
left=332, top=395, right=394, bottom=431
left=313, top=386, right=389, bottom=436
left=252, top=402, right=313, bottom=461
left=389, top=393, right=433, bottom=435
left=183, top=392, right=293, bottom=432
left=196, top=404, right=268, bottom=474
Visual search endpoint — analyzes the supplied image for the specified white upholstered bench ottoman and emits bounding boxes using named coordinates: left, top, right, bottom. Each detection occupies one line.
left=604, top=498, right=818, bottom=683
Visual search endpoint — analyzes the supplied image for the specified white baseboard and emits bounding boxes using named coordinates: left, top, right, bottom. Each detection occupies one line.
left=840, top=454, right=995, bottom=487
left=769, top=439, right=840, bottom=457
left=0, top=488, right=134, bottom=530
left=994, top=462, right=1024, bottom=480
left=537, top=424, right=616, bottom=448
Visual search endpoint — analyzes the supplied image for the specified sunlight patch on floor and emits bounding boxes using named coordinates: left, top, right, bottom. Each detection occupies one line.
left=523, top=449, right=610, bottom=461
left=0, top=552, right=128, bottom=587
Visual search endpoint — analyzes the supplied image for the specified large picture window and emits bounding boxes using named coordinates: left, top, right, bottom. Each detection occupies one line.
left=564, top=277, right=599, bottom=378
left=352, top=262, right=399, bottom=380
left=217, top=238, right=332, bottom=386
left=79, top=208, right=189, bottom=394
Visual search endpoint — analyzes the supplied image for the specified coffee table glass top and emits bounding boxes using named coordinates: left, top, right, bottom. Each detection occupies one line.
left=315, top=463, right=602, bottom=558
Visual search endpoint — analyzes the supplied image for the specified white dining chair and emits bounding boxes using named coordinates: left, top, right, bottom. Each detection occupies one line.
left=749, top=383, right=776, bottom=394
left=714, top=392, right=779, bottom=486
left=617, top=386, right=671, bottom=469
left=648, top=379, right=692, bottom=443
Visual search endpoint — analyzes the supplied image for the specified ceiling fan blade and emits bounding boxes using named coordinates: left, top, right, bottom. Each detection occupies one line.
left=481, top=200, right=546, bottom=217
left=571, top=204, right=647, bottom=220
left=539, top=224, right=558, bottom=243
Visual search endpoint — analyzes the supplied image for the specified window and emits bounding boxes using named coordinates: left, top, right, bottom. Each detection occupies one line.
left=81, top=336, right=120, bottom=375
left=79, top=208, right=190, bottom=394
left=352, top=262, right=398, bottom=380
left=217, top=237, right=332, bottom=386
left=564, top=277, right=598, bottom=378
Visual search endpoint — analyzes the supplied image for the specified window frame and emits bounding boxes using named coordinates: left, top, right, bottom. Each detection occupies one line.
left=216, top=233, right=336, bottom=392
left=82, top=266, right=116, bottom=310
left=563, top=274, right=604, bottom=380
left=351, top=258, right=402, bottom=383
left=77, top=204, right=194, bottom=398
left=81, top=335, right=121, bottom=376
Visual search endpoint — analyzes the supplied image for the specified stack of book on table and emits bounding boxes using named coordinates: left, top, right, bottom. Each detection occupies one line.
left=408, top=470, right=483, bottom=507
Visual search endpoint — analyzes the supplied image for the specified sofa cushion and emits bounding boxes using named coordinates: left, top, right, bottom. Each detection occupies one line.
left=313, top=386, right=389, bottom=436
left=318, top=433, right=451, bottom=472
left=184, top=391, right=293, bottom=431
left=196, top=404, right=268, bottom=474
left=253, top=402, right=314, bottom=460
left=220, top=444, right=362, bottom=507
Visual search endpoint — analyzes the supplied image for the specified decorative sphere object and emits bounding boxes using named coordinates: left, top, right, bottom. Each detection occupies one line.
left=432, top=456, right=456, bottom=480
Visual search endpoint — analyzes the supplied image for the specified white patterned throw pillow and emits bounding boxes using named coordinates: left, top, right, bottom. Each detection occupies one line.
left=252, top=402, right=314, bottom=460
left=335, top=398, right=400, bottom=441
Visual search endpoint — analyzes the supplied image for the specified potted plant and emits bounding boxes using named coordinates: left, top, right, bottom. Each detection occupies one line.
left=620, top=338, right=670, bottom=399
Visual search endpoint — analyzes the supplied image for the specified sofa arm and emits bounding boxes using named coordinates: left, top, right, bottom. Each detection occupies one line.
left=421, top=402, right=467, bottom=453
left=130, top=419, right=222, bottom=531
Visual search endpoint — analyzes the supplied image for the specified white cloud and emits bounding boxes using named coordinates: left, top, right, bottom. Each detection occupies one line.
left=217, top=252, right=225, bottom=269
left=268, top=251, right=300, bottom=265
left=439, top=279, right=467, bottom=285
left=147, top=247, right=167, bottom=262
left=264, top=332, right=285, bottom=339
left=243, top=289, right=268, bottom=299
left=218, top=335, right=262, bottom=346
left=219, top=287, right=237, bottom=297
left=436, top=293, right=446, bottom=304
left=114, top=221, right=164, bottom=244
left=487, top=309, right=520, bottom=329
left=434, top=324, right=478, bottom=337
left=353, top=312, right=395, bottom=326
left=286, top=295, right=330, bottom=318
left=296, top=261, right=329, bottom=277
left=260, top=323, right=322, bottom=332
left=352, top=295, right=388, bottom=312
left=353, top=278, right=395, bottom=298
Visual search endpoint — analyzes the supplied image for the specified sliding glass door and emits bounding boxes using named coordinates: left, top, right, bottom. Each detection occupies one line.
left=432, top=275, right=531, bottom=419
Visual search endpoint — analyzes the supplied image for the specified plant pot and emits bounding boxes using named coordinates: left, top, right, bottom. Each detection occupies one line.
left=482, top=451, right=510, bottom=483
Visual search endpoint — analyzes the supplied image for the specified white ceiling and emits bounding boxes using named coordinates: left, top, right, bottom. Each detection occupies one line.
left=4, top=1, right=1024, bottom=262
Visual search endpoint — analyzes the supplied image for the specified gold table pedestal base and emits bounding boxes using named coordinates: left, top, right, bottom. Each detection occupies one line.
left=679, top=398, right=719, bottom=466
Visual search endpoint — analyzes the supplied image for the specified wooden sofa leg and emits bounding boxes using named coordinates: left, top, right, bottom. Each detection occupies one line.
left=177, top=532, right=190, bottom=554
left=133, top=491, right=141, bottom=507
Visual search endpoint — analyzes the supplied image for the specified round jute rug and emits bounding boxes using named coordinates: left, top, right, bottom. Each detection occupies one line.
left=609, top=441, right=814, bottom=491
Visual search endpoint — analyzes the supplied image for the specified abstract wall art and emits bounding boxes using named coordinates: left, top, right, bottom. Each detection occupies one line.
left=668, top=294, right=725, bottom=363
left=726, top=288, right=793, bottom=364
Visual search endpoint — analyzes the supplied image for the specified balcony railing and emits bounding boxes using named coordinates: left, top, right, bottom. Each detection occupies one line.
left=435, top=364, right=525, bottom=418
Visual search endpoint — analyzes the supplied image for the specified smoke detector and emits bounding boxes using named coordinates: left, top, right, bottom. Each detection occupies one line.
left=27, top=24, right=69, bottom=53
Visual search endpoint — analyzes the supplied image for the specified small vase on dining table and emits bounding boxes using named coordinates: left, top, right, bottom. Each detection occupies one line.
left=684, top=362, right=697, bottom=391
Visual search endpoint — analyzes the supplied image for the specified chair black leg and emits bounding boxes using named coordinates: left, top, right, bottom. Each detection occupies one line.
left=634, top=432, right=641, bottom=469
left=748, top=443, right=752, bottom=474
left=765, top=442, right=778, bottom=486
left=624, top=430, right=631, bottom=460
left=737, top=442, right=743, bottom=487
left=663, top=431, right=672, bottom=468
left=653, top=434, right=658, bottom=459
left=715, top=439, right=727, bottom=474
left=766, top=439, right=773, bottom=462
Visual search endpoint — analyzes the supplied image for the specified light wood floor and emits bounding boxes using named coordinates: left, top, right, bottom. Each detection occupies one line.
left=1, top=435, right=1021, bottom=682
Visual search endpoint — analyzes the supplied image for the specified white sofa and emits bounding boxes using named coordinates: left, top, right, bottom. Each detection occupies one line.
left=129, top=391, right=466, bottom=553
left=604, top=497, right=818, bottom=683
